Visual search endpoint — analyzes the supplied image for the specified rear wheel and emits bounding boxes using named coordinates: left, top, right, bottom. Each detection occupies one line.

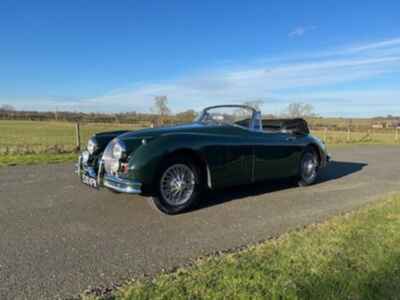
left=297, top=147, right=319, bottom=186
left=151, top=157, right=202, bottom=214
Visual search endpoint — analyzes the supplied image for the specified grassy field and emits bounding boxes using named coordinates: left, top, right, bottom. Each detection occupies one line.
left=83, top=193, right=400, bottom=300
left=0, top=120, right=398, bottom=166
left=313, top=129, right=399, bottom=145
left=0, top=153, right=78, bottom=167
left=0, top=120, right=146, bottom=155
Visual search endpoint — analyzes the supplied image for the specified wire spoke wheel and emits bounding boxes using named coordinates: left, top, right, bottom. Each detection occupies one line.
left=301, top=152, right=318, bottom=184
left=160, top=164, right=195, bottom=206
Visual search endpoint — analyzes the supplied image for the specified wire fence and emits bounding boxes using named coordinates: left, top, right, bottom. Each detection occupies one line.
left=0, top=120, right=149, bottom=155
left=0, top=120, right=399, bottom=155
left=311, top=127, right=400, bottom=145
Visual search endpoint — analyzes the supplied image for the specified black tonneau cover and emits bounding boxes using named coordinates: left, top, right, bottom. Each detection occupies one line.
left=262, top=118, right=310, bottom=135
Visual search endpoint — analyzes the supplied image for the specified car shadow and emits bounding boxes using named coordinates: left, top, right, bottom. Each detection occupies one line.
left=195, top=161, right=368, bottom=211
left=316, top=160, right=368, bottom=183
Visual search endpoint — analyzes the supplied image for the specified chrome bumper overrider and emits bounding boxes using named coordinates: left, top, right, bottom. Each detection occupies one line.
left=75, top=156, right=142, bottom=194
left=103, top=175, right=142, bottom=194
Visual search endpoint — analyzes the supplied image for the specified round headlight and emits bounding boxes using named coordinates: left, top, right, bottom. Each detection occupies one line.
left=87, top=138, right=98, bottom=154
left=82, top=151, right=90, bottom=164
left=112, top=141, right=127, bottom=160
left=110, top=160, right=120, bottom=173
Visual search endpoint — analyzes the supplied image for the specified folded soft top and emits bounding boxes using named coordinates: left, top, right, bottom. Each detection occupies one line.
left=262, top=118, right=310, bottom=135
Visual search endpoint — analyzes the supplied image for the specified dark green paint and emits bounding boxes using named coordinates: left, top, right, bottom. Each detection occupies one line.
left=88, top=122, right=329, bottom=193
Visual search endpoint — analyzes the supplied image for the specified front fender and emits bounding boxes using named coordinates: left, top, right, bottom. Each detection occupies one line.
left=127, top=133, right=208, bottom=188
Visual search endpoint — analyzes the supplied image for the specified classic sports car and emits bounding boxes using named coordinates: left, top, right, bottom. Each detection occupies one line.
left=76, top=105, right=330, bottom=214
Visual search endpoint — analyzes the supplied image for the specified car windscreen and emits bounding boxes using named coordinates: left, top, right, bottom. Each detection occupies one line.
left=197, top=107, right=253, bottom=128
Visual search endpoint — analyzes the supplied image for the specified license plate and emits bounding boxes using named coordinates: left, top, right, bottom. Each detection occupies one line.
left=81, top=174, right=98, bottom=189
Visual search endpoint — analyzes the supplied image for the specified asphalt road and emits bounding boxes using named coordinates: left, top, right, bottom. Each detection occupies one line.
left=1, top=145, right=400, bottom=299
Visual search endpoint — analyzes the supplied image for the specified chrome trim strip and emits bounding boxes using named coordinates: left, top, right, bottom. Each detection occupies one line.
left=103, top=175, right=142, bottom=194
left=206, top=164, right=212, bottom=189
left=97, top=160, right=104, bottom=186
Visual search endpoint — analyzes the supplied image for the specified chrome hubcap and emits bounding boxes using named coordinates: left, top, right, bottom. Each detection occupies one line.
left=160, top=164, right=195, bottom=206
left=301, top=153, right=318, bottom=183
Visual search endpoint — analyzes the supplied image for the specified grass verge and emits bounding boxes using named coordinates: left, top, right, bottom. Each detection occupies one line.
left=0, top=153, right=77, bottom=167
left=83, top=194, right=400, bottom=300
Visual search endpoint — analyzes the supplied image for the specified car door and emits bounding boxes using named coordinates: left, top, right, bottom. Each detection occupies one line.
left=251, top=130, right=303, bottom=182
left=203, top=126, right=253, bottom=189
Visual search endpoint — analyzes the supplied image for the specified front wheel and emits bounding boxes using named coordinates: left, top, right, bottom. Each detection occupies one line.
left=151, top=157, right=202, bottom=214
left=297, top=148, right=319, bottom=187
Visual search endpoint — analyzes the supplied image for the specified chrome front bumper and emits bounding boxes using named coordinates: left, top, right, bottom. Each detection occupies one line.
left=103, top=175, right=142, bottom=194
left=75, top=156, right=142, bottom=194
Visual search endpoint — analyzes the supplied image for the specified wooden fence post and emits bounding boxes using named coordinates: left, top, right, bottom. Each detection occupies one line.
left=347, top=127, right=351, bottom=142
left=75, top=122, right=81, bottom=151
left=323, top=127, right=328, bottom=142
left=396, top=127, right=399, bottom=142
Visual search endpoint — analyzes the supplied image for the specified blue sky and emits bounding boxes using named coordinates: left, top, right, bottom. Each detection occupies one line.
left=1, top=0, right=400, bottom=117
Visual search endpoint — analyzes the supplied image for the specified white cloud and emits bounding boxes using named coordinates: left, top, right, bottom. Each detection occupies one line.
left=345, top=38, right=400, bottom=54
left=77, top=49, right=400, bottom=114
left=5, top=37, right=400, bottom=116
left=288, top=26, right=316, bottom=38
left=277, top=89, right=400, bottom=117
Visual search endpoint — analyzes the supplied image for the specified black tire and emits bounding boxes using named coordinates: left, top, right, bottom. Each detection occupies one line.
left=151, top=156, right=203, bottom=215
left=297, top=147, right=319, bottom=187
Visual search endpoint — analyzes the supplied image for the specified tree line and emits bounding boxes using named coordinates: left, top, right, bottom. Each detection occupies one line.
left=2, top=98, right=397, bottom=128
left=0, top=101, right=197, bottom=124
left=0, top=99, right=340, bottom=128
left=0, top=98, right=317, bottom=121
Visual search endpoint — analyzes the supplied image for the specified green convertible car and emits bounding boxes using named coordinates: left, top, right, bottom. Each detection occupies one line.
left=76, top=105, right=330, bottom=214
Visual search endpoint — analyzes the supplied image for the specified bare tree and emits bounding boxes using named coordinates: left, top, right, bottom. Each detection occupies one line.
left=0, top=104, right=16, bottom=112
left=152, top=96, right=171, bottom=125
left=242, top=99, right=264, bottom=111
left=176, top=109, right=197, bottom=123
left=284, top=102, right=315, bottom=118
